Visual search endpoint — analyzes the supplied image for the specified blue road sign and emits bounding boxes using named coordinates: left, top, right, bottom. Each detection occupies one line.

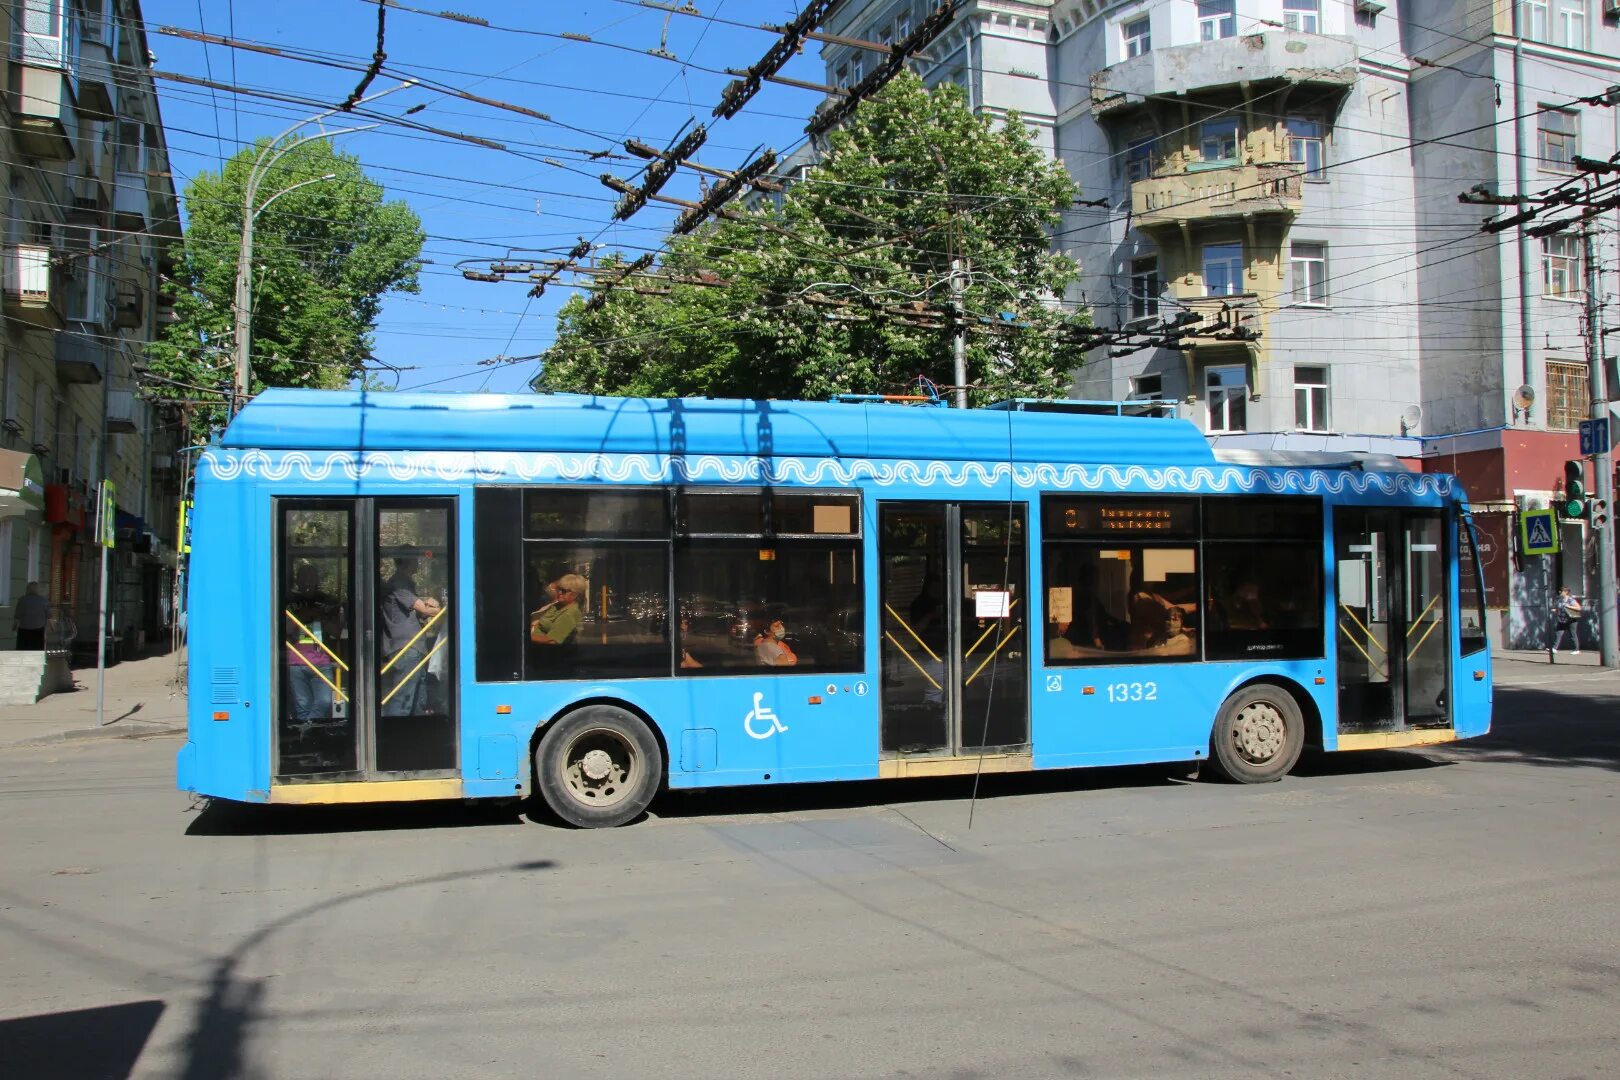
left=1520, top=508, right=1559, bottom=555
left=1578, top=418, right=1609, bottom=456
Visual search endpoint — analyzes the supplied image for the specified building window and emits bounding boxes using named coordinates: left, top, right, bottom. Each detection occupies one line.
left=896, top=15, right=911, bottom=40
left=1198, top=0, right=1237, bottom=40
left=1206, top=365, right=1248, bottom=432
left=1543, top=235, right=1581, bottom=298
left=849, top=56, right=864, bottom=84
left=1522, top=0, right=1549, bottom=40
left=1132, top=373, right=1164, bottom=400
left=26, top=522, right=43, bottom=584
left=1125, top=137, right=1156, bottom=181
left=1200, top=118, right=1240, bottom=162
left=1203, top=242, right=1244, bottom=296
left=1556, top=0, right=1586, bottom=48
left=1538, top=109, right=1578, bottom=171
left=1354, top=0, right=1381, bottom=27
left=1294, top=366, right=1330, bottom=432
left=1290, top=242, right=1328, bottom=306
left=17, top=0, right=67, bottom=66
left=1284, top=0, right=1321, bottom=32
left=1546, top=360, right=1589, bottom=430
left=0, top=520, right=10, bottom=604
left=1287, top=117, right=1325, bottom=176
left=1123, top=16, right=1151, bottom=57
left=1129, top=257, right=1160, bottom=319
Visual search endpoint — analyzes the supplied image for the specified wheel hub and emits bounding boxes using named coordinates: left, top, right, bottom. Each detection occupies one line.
left=1233, top=702, right=1285, bottom=763
left=580, top=748, right=615, bottom=781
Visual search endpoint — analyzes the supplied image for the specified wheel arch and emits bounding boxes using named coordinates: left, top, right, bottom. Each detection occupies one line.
left=1225, top=674, right=1323, bottom=751
left=530, top=695, right=672, bottom=792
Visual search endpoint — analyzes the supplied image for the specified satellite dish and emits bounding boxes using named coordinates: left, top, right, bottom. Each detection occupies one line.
left=1512, top=384, right=1536, bottom=410
left=1399, top=404, right=1422, bottom=433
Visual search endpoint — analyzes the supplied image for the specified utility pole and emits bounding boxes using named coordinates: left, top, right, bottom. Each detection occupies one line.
left=1582, top=227, right=1619, bottom=666
left=951, top=257, right=967, bottom=409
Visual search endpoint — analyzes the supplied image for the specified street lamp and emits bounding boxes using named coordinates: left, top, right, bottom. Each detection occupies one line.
left=231, top=81, right=416, bottom=411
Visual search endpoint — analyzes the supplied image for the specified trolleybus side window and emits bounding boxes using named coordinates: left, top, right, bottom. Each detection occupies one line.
left=1457, top=516, right=1488, bottom=655
left=675, top=489, right=864, bottom=675
left=1041, top=496, right=1201, bottom=663
left=1202, top=497, right=1324, bottom=660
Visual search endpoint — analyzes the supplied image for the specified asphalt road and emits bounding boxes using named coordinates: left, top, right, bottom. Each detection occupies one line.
left=2, top=659, right=1617, bottom=1080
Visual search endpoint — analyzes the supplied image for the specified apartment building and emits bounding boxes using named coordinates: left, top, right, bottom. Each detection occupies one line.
left=816, top=0, right=1619, bottom=646
left=1, top=0, right=185, bottom=679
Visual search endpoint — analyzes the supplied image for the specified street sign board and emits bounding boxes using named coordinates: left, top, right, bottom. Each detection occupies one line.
left=96, top=480, right=116, bottom=549
left=1519, top=508, right=1558, bottom=555
left=1578, top=417, right=1609, bottom=456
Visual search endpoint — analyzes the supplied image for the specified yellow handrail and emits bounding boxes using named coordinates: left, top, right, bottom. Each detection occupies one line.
left=284, top=643, right=349, bottom=702
left=882, top=630, right=942, bottom=690
left=965, top=625, right=1021, bottom=686
left=883, top=603, right=941, bottom=663
left=380, top=604, right=448, bottom=674
left=282, top=609, right=349, bottom=671
left=1337, top=619, right=1388, bottom=679
left=965, top=597, right=1019, bottom=658
left=1406, top=618, right=1442, bottom=661
left=380, top=636, right=447, bottom=707
left=1339, top=604, right=1387, bottom=654
left=1404, top=593, right=1440, bottom=637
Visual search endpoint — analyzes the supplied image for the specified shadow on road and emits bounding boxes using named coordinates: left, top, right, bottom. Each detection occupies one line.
left=0, top=999, right=165, bottom=1080
left=186, top=797, right=524, bottom=837
left=1439, top=682, right=1620, bottom=772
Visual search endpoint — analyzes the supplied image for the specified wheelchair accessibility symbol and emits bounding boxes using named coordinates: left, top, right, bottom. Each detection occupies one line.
left=744, top=692, right=789, bottom=740
left=1045, top=675, right=1062, bottom=692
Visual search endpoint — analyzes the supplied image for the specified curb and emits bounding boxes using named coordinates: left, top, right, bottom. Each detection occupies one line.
left=2, top=723, right=186, bottom=750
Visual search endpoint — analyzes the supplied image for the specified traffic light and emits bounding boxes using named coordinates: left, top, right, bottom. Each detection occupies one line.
left=1592, top=498, right=1610, bottom=530
left=1561, top=460, right=1588, bottom=519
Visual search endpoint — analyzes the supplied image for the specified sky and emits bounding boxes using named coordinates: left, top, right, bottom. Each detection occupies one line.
left=141, top=0, right=835, bottom=393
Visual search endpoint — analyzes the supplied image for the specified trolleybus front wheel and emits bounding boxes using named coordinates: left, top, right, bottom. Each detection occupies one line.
left=534, top=706, right=663, bottom=828
left=1208, top=684, right=1304, bottom=784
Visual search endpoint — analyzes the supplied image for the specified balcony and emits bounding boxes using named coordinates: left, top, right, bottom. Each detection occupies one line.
left=113, top=171, right=149, bottom=232
left=106, top=389, right=140, bottom=435
left=1091, top=33, right=1357, bottom=120
left=7, top=62, right=75, bottom=160
left=115, top=286, right=144, bottom=330
left=67, top=175, right=109, bottom=226
left=55, top=332, right=108, bottom=385
left=2, top=245, right=64, bottom=330
left=74, top=40, right=116, bottom=119
left=1131, top=163, right=1303, bottom=234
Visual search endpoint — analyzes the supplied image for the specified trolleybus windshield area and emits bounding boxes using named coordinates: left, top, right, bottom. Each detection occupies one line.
left=178, top=391, right=1491, bottom=827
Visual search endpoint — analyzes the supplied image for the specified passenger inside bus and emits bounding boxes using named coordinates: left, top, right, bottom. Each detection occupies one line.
left=530, top=573, right=585, bottom=647
left=379, top=556, right=441, bottom=716
left=755, top=618, right=799, bottom=666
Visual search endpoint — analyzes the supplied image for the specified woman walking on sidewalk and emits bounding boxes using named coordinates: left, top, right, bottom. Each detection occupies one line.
left=1552, top=586, right=1584, bottom=655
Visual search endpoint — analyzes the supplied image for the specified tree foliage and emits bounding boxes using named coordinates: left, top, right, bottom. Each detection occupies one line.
left=538, top=75, right=1087, bottom=404
left=148, top=137, right=424, bottom=432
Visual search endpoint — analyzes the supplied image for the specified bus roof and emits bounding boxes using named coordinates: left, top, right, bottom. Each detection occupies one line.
left=222, top=389, right=1221, bottom=467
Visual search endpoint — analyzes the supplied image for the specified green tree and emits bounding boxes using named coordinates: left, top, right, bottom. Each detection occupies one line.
left=538, top=74, right=1087, bottom=404
left=148, top=138, right=424, bottom=433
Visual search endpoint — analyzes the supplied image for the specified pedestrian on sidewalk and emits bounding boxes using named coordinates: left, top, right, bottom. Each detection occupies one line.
left=14, top=582, right=48, bottom=651
left=1551, top=586, right=1584, bottom=655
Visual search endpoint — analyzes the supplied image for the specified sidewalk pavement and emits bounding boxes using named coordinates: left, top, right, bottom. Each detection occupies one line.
left=0, top=651, right=189, bottom=748
left=1492, top=648, right=1607, bottom=668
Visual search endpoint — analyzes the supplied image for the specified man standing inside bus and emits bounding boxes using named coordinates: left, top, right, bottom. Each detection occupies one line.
left=380, top=556, right=441, bottom=716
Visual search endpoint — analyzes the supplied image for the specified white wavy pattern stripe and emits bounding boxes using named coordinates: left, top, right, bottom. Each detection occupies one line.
left=201, top=449, right=1455, bottom=497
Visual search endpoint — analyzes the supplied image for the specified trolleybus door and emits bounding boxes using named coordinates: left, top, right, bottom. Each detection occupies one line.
left=274, top=497, right=459, bottom=781
left=1333, top=507, right=1450, bottom=733
left=878, top=502, right=1028, bottom=757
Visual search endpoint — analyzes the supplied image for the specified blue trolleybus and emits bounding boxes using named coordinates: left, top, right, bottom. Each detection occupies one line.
left=177, top=390, right=1492, bottom=826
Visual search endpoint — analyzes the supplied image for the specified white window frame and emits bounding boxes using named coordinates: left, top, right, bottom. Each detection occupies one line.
left=1523, top=0, right=1550, bottom=42
left=1198, top=0, right=1237, bottom=40
left=1555, top=0, right=1586, bottom=49
left=1131, top=373, right=1164, bottom=400
left=1283, top=0, right=1321, bottom=32
left=1202, top=242, right=1244, bottom=296
left=1129, top=256, right=1160, bottom=319
left=16, top=0, right=67, bottom=66
left=1206, top=365, right=1249, bottom=433
left=896, top=15, right=912, bottom=40
left=1543, top=235, right=1581, bottom=299
left=1200, top=118, right=1240, bottom=162
left=1293, top=366, right=1330, bottom=432
left=1123, top=16, right=1151, bottom=58
left=1287, top=117, right=1325, bottom=176
left=1538, top=109, right=1578, bottom=171
left=1290, top=242, right=1328, bottom=306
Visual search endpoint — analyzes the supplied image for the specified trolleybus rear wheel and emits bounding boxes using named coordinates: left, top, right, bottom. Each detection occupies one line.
left=1208, top=685, right=1304, bottom=784
left=535, top=706, right=662, bottom=828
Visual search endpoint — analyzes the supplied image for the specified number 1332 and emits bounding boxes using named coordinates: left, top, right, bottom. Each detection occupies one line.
left=1106, top=681, right=1157, bottom=702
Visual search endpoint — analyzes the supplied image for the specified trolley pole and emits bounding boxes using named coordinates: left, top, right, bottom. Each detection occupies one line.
left=1582, top=228, right=1618, bottom=667
left=951, top=257, right=967, bottom=409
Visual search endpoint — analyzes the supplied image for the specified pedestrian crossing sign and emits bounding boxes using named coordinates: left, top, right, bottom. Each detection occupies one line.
left=1519, top=508, right=1558, bottom=555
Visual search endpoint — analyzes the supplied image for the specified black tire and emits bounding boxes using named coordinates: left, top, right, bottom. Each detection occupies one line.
left=1207, top=684, right=1304, bottom=784
left=534, top=705, right=663, bottom=828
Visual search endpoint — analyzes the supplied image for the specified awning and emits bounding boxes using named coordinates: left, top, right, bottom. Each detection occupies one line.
left=0, top=450, right=46, bottom=518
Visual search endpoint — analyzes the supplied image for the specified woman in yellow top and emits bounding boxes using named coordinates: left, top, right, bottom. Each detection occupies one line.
left=530, top=573, right=586, bottom=646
